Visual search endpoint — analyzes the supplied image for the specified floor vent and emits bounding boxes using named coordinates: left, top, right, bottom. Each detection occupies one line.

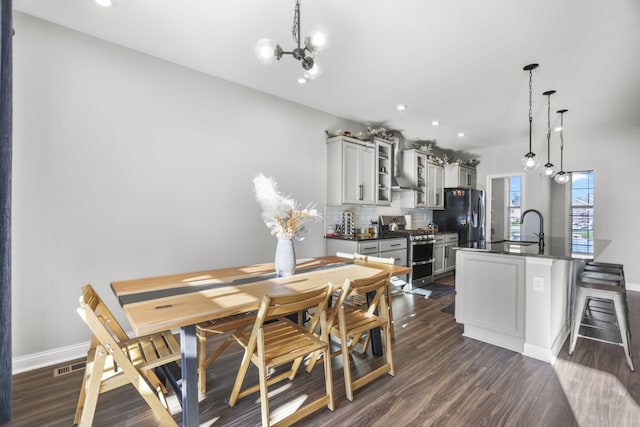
left=53, top=361, right=86, bottom=377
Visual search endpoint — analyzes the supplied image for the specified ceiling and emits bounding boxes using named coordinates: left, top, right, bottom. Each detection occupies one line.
left=13, top=0, right=640, bottom=152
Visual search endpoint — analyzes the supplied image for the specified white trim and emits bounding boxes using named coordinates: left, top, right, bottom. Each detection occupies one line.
left=13, top=328, right=176, bottom=374
left=626, top=283, right=640, bottom=293
left=13, top=341, right=89, bottom=374
left=525, top=257, right=554, bottom=266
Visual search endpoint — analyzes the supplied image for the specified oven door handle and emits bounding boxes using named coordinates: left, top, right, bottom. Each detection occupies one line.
left=412, top=241, right=435, bottom=246
left=413, top=259, right=435, bottom=266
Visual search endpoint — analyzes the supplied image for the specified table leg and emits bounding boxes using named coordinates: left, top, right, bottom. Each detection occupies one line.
left=366, top=292, right=383, bottom=356
left=180, top=324, right=198, bottom=426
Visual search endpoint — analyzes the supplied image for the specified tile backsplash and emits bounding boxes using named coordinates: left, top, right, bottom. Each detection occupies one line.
left=324, top=202, right=432, bottom=233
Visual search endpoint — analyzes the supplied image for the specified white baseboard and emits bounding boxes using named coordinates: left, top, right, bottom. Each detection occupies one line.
left=626, top=282, right=640, bottom=292
left=13, top=341, right=90, bottom=375
left=13, top=328, right=173, bottom=374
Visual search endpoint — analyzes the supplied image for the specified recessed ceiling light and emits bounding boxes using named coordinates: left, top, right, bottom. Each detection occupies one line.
left=396, top=104, right=407, bottom=111
left=94, top=0, right=113, bottom=7
left=458, top=132, right=465, bottom=137
left=554, top=126, right=562, bottom=131
left=297, top=77, right=307, bottom=84
left=432, top=121, right=440, bottom=126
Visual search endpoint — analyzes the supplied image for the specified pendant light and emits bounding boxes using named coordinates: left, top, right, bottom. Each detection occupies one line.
left=542, top=90, right=557, bottom=177
left=521, top=64, right=540, bottom=171
left=255, top=0, right=329, bottom=81
left=554, top=109, right=570, bottom=184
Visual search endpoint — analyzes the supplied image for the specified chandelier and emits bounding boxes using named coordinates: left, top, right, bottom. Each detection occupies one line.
left=255, top=0, right=329, bottom=82
left=521, top=64, right=540, bottom=171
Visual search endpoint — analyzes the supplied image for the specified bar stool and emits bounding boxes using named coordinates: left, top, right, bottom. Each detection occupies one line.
left=569, top=278, right=634, bottom=371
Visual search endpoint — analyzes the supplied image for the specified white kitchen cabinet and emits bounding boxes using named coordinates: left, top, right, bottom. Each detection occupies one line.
left=445, top=233, right=458, bottom=272
left=375, top=138, right=392, bottom=206
left=444, top=163, right=476, bottom=189
left=427, top=161, right=444, bottom=209
left=326, top=237, right=407, bottom=268
left=435, top=233, right=458, bottom=276
left=401, top=149, right=427, bottom=208
left=326, top=239, right=379, bottom=257
left=434, top=235, right=446, bottom=275
left=327, top=136, right=376, bottom=205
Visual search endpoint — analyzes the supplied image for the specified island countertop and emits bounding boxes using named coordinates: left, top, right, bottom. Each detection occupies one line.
left=455, top=237, right=610, bottom=261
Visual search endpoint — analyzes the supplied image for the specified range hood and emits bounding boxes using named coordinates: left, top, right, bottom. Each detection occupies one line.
left=391, top=142, right=420, bottom=191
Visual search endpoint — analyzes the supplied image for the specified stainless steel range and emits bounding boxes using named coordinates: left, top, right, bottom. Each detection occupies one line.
left=379, top=215, right=435, bottom=290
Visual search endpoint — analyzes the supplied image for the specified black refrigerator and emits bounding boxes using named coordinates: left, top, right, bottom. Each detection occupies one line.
left=433, top=189, right=485, bottom=247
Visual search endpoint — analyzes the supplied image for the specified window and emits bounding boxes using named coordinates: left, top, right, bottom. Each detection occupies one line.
left=509, top=175, right=522, bottom=241
left=570, top=171, right=594, bottom=255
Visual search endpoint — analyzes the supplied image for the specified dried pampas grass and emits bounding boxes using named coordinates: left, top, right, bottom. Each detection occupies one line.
left=253, top=173, right=322, bottom=240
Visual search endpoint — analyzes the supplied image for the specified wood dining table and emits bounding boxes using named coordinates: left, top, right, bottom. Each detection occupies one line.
left=111, top=255, right=411, bottom=426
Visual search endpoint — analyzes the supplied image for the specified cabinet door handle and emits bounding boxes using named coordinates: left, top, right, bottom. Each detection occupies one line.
left=363, top=246, right=377, bottom=251
left=445, top=246, right=450, bottom=258
left=359, top=184, right=363, bottom=200
left=390, top=243, right=401, bottom=247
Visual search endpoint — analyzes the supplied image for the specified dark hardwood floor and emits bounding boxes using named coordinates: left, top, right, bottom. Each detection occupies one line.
left=7, top=274, right=640, bottom=426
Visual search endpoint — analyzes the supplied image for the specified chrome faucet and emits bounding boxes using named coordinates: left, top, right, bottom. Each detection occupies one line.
left=521, top=209, right=544, bottom=254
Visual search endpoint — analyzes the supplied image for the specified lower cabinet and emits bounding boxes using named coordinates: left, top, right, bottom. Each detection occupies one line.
left=435, top=233, right=458, bottom=276
left=326, top=238, right=408, bottom=268
left=434, top=236, right=446, bottom=276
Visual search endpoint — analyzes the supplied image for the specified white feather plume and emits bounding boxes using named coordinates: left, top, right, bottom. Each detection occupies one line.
left=253, top=173, right=322, bottom=240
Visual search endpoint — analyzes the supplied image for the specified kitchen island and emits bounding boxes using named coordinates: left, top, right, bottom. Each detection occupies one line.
left=454, top=238, right=608, bottom=363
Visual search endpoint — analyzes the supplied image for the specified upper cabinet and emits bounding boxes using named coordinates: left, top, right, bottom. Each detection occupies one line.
left=444, top=163, right=476, bottom=189
left=327, top=136, right=376, bottom=205
left=427, top=161, right=444, bottom=209
left=375, top=138, right=392, bottom=206
left=401, top=149, right=427, bottom=208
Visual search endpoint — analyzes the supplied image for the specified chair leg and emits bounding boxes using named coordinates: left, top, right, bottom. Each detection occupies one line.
left=228, top=338, right=255, bottom=407
left=306, top=349, right=323, bottom=373
left=569, top=290, right=587, bottom=355
left=383, top=323, right=395, bottom=376
left=387, top=283, right=395, bottom=339
left=77, top=349, right=107, bottom=427
left=74, top=354, right=90, bottom=424
left=320, top=312, right=335, bottom=411
left=338, top=307, right=354, bottom=401
left=256, top=329, right=271, bottom=427
left=198, top=331, right=208, bottom=395
left=613, top=296, right=635, bottom=371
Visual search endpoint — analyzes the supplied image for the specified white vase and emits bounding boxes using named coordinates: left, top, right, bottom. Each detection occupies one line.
left=275, top=237, right=296, bottom=277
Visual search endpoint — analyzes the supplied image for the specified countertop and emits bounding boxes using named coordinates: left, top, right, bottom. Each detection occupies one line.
left=455, top=237, right=610, bottom=261
left=325, top=234, right=406, bottom=241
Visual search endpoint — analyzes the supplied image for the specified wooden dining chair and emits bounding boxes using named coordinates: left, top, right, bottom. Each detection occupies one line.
left=196, top=311, right=257, bottom=395
left=352, top=253, right=397, bottom=339
left=306, top=268, right=394, bottom=401
left=74, top=285, right=180, bottom=427
left=227, top=284, right=335, bottom=427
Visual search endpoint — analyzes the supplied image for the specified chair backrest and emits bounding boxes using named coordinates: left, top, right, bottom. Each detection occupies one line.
left=244, top=283, right=333, bottom=354
left=331, top=269, right=391, bottom=325
left=78, top=285, right=129, bottom=349
left=353, top=253, right=396, bottom=270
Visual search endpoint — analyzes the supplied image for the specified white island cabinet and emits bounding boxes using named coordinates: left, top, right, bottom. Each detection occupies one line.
left=455, top=246, right=575, bottom=364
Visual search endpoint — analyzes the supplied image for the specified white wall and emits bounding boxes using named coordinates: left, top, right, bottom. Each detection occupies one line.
left=11, top=13, right=362, bottom=364
left=471, top=123, right=640, bottom=286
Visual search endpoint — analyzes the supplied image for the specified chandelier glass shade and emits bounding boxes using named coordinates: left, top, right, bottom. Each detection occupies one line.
left=255, top=1, right=329, bottom=80
left=521, top=64, right=540, bottom=171
left=543, top=90, right=557, bottom=178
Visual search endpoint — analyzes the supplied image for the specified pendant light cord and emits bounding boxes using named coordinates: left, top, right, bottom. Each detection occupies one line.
left=559, top=112, right=564, bottom=171
left=528, top=69, right=533, bottom=152
left=292, top=0, right=301, bottom=47
left=546, top=93, right=551, bottom=161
